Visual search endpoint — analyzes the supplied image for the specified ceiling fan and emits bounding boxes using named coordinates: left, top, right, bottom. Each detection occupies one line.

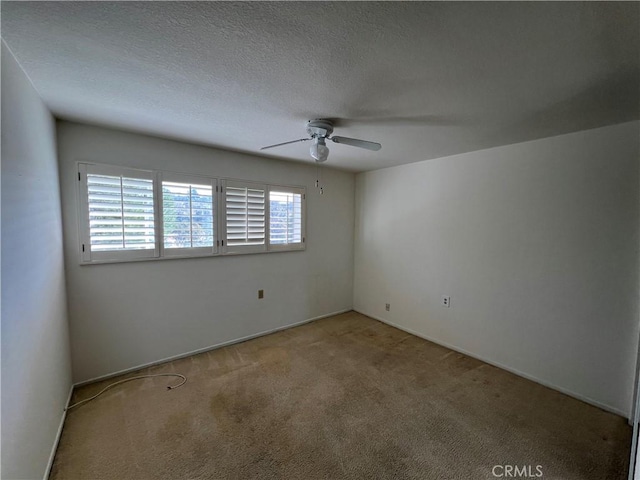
left=260, top=119, right=381, bottom=162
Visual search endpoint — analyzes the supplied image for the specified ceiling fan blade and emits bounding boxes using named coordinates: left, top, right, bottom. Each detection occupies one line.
left=330, top=136, right=381, bottom=151
left=260, top=138, right=310, bottom=150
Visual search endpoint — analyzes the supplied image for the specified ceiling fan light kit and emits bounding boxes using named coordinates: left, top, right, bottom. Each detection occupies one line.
left=310, top=137, right=329, bottom=162
left=260, top=119, right=382, bottom=164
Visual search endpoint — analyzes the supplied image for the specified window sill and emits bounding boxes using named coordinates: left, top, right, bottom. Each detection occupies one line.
left=79, top=245, right=306, bottom=265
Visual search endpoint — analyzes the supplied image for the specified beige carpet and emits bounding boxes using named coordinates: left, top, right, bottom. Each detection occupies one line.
left=51, top=312, right=631, bottom=479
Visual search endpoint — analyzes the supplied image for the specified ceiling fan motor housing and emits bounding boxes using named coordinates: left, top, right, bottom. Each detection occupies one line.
left=306, top=119, right=334, bottom=138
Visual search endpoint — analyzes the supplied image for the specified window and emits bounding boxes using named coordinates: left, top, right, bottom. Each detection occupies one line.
left=78, top=163, right=158, bottom=262
left=161, top=174, right=217, bottom=257
left=78, top=163, right=305, bottom=264
left=222, top=180, right=266, bottom=254
left=269, top=186, right=304, bottom=250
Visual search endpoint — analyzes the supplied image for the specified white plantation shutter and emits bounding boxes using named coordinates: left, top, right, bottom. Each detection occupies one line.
left=79, top=163, right=158, bottom=262
left=78, top=162, right=306, bottom=263
left=268, top=186, right=305, bottom=250
left=223, top=180, right=266, bottom=253
left=160, top=173, right=217, bottom=256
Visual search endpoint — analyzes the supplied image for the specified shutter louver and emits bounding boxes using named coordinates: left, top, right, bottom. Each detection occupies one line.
left=225, top=184, right=266, bottom=248
left=87, top=173, right=155, bottom=251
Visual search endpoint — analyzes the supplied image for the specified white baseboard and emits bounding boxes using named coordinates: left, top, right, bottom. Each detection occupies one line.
left=43, top=384, right=74, bottom=480
left=356, top=309, right=628, bottom=419
left=75, top=308, right=352, bottom=387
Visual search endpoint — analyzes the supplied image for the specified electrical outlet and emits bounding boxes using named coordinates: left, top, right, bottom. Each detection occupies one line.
left=441, top=295, right=450, bottom=308
left=258, top=289, right=264, bottom=299
left=385, top=303, right=390, bottom=311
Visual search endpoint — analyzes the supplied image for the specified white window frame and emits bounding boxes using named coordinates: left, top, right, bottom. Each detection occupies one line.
left=159, top=172, right=218, bottom=258
left=78, top=163, right=159, bottom=263
left=267, top=185, right=306, bottom=252
left=221, top=179, right=268, bottom=255
left=77, top=162, right=307, bottom=264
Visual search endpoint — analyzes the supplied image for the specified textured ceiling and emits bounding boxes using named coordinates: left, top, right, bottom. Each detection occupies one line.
left=2, top=2, right=639, bottom=171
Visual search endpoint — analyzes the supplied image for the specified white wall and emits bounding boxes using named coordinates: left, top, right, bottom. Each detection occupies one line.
left=1, top=42, right=73, bottom=479
left=57, top=122, right=355, bottom=383
left=354, top=121, right=640, bottom=417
